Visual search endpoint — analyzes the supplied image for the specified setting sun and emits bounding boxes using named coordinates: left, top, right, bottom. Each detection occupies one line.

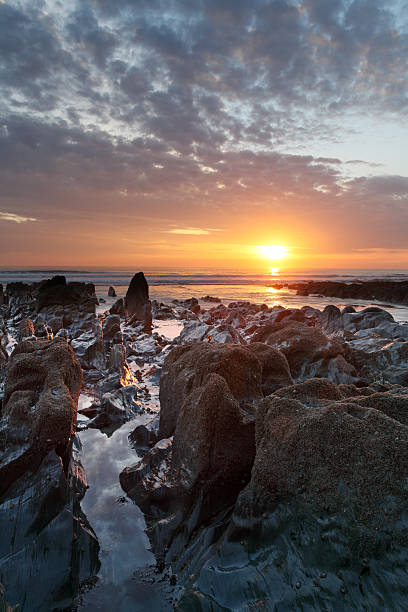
left=257, top=245, right=290, bottom=260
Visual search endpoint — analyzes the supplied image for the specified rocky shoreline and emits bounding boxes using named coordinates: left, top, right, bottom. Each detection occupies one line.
left=274, top=279, right=408, bottom=306
left=1, top=274, right=408, bottom=609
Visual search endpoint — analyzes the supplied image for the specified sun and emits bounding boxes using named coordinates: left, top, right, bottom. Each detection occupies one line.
left=257, top=245, right=290, bottom=260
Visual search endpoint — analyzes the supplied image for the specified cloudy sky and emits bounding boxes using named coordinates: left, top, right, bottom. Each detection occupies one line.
left=1, top=0, right=407, bottom=270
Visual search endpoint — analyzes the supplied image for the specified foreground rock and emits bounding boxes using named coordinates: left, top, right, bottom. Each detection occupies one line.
left=0, top=337, right=82, bottom=496
left=120, top=342, right=293, bottom=559
left=122, top=329, right=408, bottom=609
left=0, top=337, right=99, bottom=611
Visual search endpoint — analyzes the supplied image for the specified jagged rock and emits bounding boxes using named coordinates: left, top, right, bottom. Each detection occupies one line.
left=124, top=272, right=152, bottom=330
left=108, top=286, right=116, bottom=297
left=102, top=314, right=121, bottom=340
left=121, top=373, right=256, bottom=533
left=179, top=321, right=245, bottom=345
left=159, top=342, right=263, bottom=439
left=0, top=337, right=82, bottom=496
left=35, top=276, right=97, bottom=313
left=0, top=445, right=99, bottom=611
left=109, top=298, right=125, bottom=317
left=89, top=385, right=142, bottom=432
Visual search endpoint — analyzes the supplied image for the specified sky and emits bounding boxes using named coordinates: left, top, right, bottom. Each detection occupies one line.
left=0, top=0, right=408, bottom=270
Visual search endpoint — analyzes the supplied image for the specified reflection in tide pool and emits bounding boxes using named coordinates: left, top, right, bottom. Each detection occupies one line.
left=77, top=414, right=171, bottom=611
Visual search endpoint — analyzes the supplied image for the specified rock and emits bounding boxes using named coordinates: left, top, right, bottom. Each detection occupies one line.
left=0, top=337, right=82, bottom=496
left=193, top=387, right=408, bottom=610
left=201, top=295, right=222, bottom=303
left=102, top=314, right=121, bottom=340
left=89, top=385, right=142, bottom=432
left=292, top=280, right=408, bottom=306
left=129, top=415, right=160, bottom=449
left=71, top=324, right=104, bottom=371
left=159, top=342, right=263, bottom=439
left=179, top=321, right=245, bottom=345
left=343, top=307, right=394, bottom=333
left=251, top=321, right=355, bottom=384
left=35, top=276, right=97, bottom=313
left=0, top=581, right=17, bottom=611
left=0, top=447, right=99, bottom=611
left=247, top=343, right=293, bottom=395
left=108, top=286, right=116, bottom=297
left=124, top=272, right=152, bottom=330
left=120, top=437, right=173, bottom=509
left=47, top=316, right=64, bottom=335
left=179, top=322, right=210, bottom=343
left=34, top=321, right=50, bottom=340
left=5, top=282, right=34, bottom=303
left=320, top=304, right=343, bottom=332
left=171, top=373, right=256, bottom=520
left=109, top=298, right=125, bottom=317
left=17, top=318, right=35, bottom=341
left=121, top=372, right=257, bottom=538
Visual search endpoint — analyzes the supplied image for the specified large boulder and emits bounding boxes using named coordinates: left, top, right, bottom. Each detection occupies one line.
left=122, top=373, right=256, bottom=525
left=180, top=383, right=408, bottom=610
left=124, top=272, right=152, bottom=330
left=158, top=342, right=263, bottom=439
left=0, top=337, right=82, bottom=495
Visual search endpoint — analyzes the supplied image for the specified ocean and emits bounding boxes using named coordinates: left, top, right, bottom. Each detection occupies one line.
left=1, top=267, right=408, bottom=321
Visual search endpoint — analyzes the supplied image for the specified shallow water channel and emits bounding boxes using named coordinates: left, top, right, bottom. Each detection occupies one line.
left=76, top=412, right=172, bottom=610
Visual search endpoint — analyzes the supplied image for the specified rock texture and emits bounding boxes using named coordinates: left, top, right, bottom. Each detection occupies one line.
left=158, top=342, right=264, bottom=439
left=0, top=337, right=82, bottom=495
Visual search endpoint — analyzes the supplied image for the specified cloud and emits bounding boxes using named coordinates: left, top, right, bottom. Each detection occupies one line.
left=0, top=211, right=37, bottom=223
left=167, top=227, right=222, bottom=235
left=0, top=1, right=407, bottom=263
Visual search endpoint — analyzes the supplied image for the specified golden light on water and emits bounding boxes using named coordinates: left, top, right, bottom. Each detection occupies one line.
left=257, top=245, right=290, bottom=260
left=270, top=266, right=280, bottom=276
left=267, top=286, right=281, bottom=294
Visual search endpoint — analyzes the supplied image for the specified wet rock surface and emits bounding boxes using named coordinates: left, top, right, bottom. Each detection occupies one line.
left=2, top=274, right=408, bottom=609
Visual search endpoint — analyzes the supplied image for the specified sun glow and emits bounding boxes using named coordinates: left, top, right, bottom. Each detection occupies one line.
left=258, top=245, right=290, bottom=260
